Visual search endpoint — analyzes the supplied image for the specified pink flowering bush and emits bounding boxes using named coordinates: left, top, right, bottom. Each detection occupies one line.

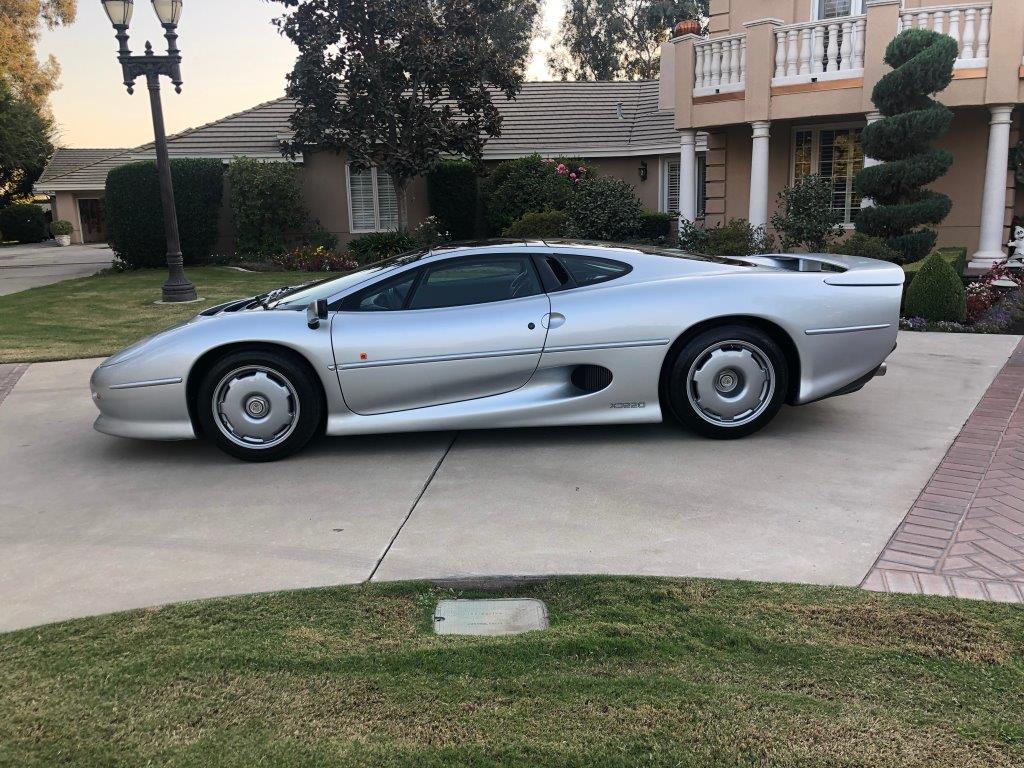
left=483, top=154, right=589, bottom=233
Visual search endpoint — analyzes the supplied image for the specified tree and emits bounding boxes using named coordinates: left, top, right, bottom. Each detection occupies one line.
left=0, top=77, right=54, bottom=206
left=0, top=0, right=76, bottom=107
left=854, top=29, right=957, bottom=264
left=770, top=174, right=842, bottom=252
left=271, top=0, right=539, bottom=228
left=552, top=0, right=706, bottom=81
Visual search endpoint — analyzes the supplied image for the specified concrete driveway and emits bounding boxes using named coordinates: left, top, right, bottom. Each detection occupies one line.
left=0, top=242, right=114, bottom=296
left=0, top=331, right=1019, bottom=631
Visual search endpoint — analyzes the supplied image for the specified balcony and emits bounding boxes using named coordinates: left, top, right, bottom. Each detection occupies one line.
left=771, top=16, right=866, bottom=88
left=693, top=34, right=747, bottom=97
left=898, top=3, right=992, bottom=72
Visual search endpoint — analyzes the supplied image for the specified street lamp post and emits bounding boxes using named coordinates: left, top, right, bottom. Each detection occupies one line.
left=102, top=0, right=197, bottom=302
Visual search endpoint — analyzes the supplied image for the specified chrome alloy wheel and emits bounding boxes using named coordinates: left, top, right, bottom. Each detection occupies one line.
left=211, top=365, right=300, bottom=449
left=685, top=340, right=775, bottom=428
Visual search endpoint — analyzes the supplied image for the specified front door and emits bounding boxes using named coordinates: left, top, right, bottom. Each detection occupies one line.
left=77, top=198, right=106, bottom=243
left=333, top=254, right=550, bottom=415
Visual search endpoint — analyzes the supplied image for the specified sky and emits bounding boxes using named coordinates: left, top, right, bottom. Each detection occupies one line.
left=36, top=0, right=565, bottom=149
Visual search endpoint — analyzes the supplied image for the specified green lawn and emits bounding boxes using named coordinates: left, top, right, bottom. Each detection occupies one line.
left=1, top=577, right=1022, bottom=767
left=0, top=267, right=329, bottom=364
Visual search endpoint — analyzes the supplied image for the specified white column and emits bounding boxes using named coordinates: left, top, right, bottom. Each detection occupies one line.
left=749, top=121, right=771, bottom=229
left=861, top=111, right=882, bottom=209
left=970, top=105, right=1015, bottom=268
left=679, top=130, right=698, bottom=225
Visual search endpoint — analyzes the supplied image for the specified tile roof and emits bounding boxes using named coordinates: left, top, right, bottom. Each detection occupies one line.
left=36, top=82, right=684, bottom=192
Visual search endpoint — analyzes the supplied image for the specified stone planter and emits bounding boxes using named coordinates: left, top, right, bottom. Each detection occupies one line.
left=55, top=235, right=71, bottom=247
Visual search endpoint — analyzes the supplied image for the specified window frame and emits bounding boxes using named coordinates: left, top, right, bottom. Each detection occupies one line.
left=661, top=153, right=707, bottom=219
left=789, top=121, right=865, bottom=227
left=345, top=163, right=399, bottom=234
left=811, top=0, right=862, bottom=21
left=337, top=252, right=547, bottom=312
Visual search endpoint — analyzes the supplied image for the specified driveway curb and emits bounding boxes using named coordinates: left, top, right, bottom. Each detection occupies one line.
left=0, top=364, right=29, bottom=406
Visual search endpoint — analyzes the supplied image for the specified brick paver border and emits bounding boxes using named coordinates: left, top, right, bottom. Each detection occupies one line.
left=863, top=339, right=1024, bottom=603
left=0, top=363, right=29, bottom=407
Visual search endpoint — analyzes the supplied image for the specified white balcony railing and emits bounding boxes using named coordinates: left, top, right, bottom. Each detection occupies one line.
left=772, top=16, right=866, bottom=86
left=899, top=3, right=992, bottom=69
left=693, top=33, right=746, bottom=96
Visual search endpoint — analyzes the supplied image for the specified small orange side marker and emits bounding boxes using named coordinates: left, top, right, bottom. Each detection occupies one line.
left=359, top=352, right=368, bottom=360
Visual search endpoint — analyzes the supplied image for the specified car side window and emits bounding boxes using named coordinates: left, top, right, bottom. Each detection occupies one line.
left=407, top=256, right=542, bottom=310
left=339, top=270, right=418, bottom=311
left=557, top=254, right=632, bottom=287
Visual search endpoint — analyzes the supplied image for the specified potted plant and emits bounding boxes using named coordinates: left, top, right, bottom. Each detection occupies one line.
left=51, top=219, right=74, bottom=246
left=673, top=19, right=701, bottom=37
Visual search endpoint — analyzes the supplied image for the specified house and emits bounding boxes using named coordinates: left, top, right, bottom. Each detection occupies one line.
left=661, top=0, right=1024, bottom=269
left=33, top=81, right=706, bottom=250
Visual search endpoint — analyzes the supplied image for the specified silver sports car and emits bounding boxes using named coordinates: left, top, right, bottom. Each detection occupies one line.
left=91, top=240, right=903, bottom=461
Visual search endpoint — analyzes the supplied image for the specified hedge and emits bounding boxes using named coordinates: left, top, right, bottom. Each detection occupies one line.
left=502, top=210, right=568, bottom=238
left=106, top=159, right=224, bottom=268
left=0, top=203, right=47, bottom=243
left=427, top=160, right=478, bottom=240
left=226, top=157, right=311, bottom=259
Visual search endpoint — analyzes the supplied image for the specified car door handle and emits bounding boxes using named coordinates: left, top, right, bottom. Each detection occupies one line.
left=542, top=313, right=565, bottom=329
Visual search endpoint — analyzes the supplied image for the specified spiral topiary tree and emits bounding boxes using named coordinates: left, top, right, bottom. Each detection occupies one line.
left=855, top=29, right=958, bottom=264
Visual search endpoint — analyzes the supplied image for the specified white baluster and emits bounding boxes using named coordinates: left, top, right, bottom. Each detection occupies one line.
left=826, top=23, right=839, bottom=73
left=774, top=31, right=786, bottom=79
left=853, top=18, right=865, bottom=70
left=710, top=40, right=722, bottom=86
left=729, top=38, right=741, bottom=85
left=719, top=40, right=732, bottom=84
left=840, top=20, right=853, bottom=71
left=740, top=38, right=746, bottom=84
left=897, top=13, right=905, bottom=33
left=799, top=28, right=812, bottom=75
left=917, top=11, right=929, bottom=30
left=694, top=43, right=705, bottom=88
left=786, top=29, right=799, bottom=77
left=978, top=7, right=991, bottom=60
left=963, top=8, right=976, bottom=59
left=703, top=43, right=713, bottom=87
left=948, top=10, right=962, bottom=57
left=812, top=25, right=825, bottom=74
left=933, top=10, right=944, bottom=37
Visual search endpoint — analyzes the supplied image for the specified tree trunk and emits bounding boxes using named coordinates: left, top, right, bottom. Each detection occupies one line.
left=394, top=178, right=409, bottom=231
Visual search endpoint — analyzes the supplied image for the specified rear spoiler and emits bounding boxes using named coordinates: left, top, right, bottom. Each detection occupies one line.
left=733, top=253, right=905, bottom=286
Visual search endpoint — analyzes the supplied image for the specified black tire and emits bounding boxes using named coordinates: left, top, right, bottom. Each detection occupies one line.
left=196, top=349, right=323, bottom=461
left=665, top=324, right=788, bottom=439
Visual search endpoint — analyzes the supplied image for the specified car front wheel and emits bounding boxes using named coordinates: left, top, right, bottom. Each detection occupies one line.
left=196, top=349, right=323, bottom=461
left=666, top=324, right=788, bottom=439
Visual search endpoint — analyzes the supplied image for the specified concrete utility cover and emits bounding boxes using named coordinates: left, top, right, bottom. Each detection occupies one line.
left=433, top=598, right=549, bottom=636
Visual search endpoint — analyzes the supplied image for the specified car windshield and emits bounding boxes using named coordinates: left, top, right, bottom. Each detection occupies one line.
left=268, top=249, right=430, bottom=308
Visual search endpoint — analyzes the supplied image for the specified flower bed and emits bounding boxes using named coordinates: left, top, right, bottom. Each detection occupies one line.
left=901, top=264, right=1024, bottom=334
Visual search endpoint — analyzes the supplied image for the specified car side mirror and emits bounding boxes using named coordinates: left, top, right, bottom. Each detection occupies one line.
left=306, top=298, right=329, bottom=329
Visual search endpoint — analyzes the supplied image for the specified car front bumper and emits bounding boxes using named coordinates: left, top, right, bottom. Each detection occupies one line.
left=90, top=364, right=196, bottom=441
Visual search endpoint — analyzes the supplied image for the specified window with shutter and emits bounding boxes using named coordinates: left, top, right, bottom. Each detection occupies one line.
left=376, top=170, right=399, bottom=231
left=664, top=155, right=707, bottom=218
left=348, top=166, right=378, bottom=232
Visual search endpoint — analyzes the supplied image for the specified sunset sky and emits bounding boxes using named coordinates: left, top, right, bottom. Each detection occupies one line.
left=36, top=0, right=564, bottom=149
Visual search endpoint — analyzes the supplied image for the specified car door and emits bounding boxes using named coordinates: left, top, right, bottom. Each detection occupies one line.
left=333, top=253, right=551, bottom=415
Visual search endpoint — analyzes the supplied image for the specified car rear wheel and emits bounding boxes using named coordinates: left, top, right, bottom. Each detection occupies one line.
left=196, top=349, right=323, bottom=461
left=666, top=324, right=788, bottom=439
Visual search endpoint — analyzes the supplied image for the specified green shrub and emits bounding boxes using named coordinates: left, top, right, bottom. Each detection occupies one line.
left=348, top=230, right=419, bottom=264
left=481, top=155, right=586, bottom=234
left=679, top=218, right=775, bottom=256
left=636, top=211, right=674, bottom=242
left=829, top=232, right=900, bottom=262
left=564, top=176, right=643, bottom=241
left=904, top=251, right=966, bottom=322
left=226, top=157, right=309, bottom=258
left=502, top=210, right=568, bottom=238
left=937, top=246, right=968, bottom=276
left=427, top=160, right=479, bottom=239
left=0, top=203, right=47, bottom=243
left=106, top=159, right=224, bottom=268
left=770, top=174, right=843, bottom=251
left=50, top=219, right=74, bottom=236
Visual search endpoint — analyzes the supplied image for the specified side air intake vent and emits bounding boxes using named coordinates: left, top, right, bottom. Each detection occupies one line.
left=571, top=365, right=613, bottom=393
